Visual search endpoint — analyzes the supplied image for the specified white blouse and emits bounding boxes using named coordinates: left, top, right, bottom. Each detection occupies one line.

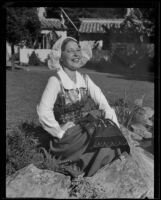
left=37, top=69, right=120, bottom=139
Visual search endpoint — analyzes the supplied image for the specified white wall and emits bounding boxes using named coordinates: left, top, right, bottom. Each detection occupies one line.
left=19, top=31, right=67, bottom=64
left=55, top=31, right=67, bottom=39
left=20, top=48, right=52, bottom=64
left=6, top=42, right=19, bottom=60
left=41, top=30, right=52, bottom=34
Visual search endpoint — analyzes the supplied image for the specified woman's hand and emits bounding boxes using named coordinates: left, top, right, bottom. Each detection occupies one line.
left=61, top=121, right=75, bottom=132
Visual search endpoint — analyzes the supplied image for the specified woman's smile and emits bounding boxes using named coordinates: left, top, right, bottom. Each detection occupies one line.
left=71, top=57, right=80, bottom=63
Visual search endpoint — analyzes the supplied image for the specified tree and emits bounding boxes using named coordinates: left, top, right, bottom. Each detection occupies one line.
left=6, top=7, right=41, bottom=53
left=46, top=8, right=126, bottom=38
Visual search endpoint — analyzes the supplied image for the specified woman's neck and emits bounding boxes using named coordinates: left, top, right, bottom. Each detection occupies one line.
left=63, top=67, right=77, bottom=83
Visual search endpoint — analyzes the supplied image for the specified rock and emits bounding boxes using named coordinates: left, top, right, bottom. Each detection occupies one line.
left=69, top=152, right=153, bottom=199
left=6, top=164, right=71, bottom=198
left=131, top=123, right=152, bottom=139
left=69, top=126, right=154, bottom=199
left=89, top=153, right=153, bottom=199
left=6, top=127, right=154, bottom=199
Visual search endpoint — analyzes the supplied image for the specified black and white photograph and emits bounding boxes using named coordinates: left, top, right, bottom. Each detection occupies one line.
left=5, top=3, right=160, bottom=199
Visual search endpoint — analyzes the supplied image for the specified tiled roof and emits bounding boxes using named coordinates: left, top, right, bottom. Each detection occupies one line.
left=79, top=18, right=141, bottom=33
left=40, top=18, right=67, bottom=30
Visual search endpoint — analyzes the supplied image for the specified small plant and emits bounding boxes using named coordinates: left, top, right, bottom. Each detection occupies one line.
left=113, top=94, right=154, bottom=140
left=6, top=127, right=44, bottom=176
left=28, top=51, right=42, bottom=66
left=14, top=52, right=19, bottom=61
left=6, top=123, right=59, bottom=177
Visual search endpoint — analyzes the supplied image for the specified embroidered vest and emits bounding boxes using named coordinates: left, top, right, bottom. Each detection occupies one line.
left=53, top=73, right=101, bottom=124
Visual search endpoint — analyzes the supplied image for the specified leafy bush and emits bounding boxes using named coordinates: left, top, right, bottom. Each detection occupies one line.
left=86, top=43, right=154, bottom=74
left=6, top=127, right=43, bottom=176
left=13, top=52, right=20, bottom=61
left=6, top=123, right=59, bottom=177
left=43, top=57, right=49, bottom=67
left=28, top=51, right=43, bottom=66
left=112, top=95, right=154, bottom=140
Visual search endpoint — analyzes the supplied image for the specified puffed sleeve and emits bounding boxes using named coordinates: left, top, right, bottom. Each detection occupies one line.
left=37, top=76, right=65, bottom=138
left=85, top=74, right=120, bottom=128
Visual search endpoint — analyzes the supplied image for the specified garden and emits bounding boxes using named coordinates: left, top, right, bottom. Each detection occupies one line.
left=6, top=7, right=156, bottom=198
left=6, top=63, right=154, bottom=177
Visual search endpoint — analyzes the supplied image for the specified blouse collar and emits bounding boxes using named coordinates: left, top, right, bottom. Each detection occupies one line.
left=57, top=68, right=86, bottom=90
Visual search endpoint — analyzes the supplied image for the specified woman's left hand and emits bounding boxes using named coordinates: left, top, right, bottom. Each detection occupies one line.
left=61, top=121, right=75, bottom=132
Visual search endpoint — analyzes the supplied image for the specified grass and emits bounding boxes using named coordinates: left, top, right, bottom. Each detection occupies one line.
left=6, top=67, right=154, bottom=176
left=6, top=68, right=154, bottom=130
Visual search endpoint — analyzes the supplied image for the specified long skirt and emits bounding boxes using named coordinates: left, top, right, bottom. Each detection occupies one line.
left=50, top=125, right=116, bottom=177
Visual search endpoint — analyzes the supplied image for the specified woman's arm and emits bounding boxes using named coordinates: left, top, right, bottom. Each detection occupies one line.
left=85, top=74, right=120, bottom=128
left=37, top=76, right=65, bottom=139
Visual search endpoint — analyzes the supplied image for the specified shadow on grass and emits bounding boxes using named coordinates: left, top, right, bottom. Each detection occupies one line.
left=83, top=56, right=155, bottom=82
left=19, top=121, right=54, bottom=151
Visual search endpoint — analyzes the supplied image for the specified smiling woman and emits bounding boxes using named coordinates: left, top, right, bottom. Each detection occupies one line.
left=37, top=37, right=130, bottom=178
left=60, top=38, right=82, bottom=77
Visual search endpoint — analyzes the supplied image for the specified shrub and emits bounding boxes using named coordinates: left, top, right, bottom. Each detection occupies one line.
left=28, top=51, right=42, bottom=66
left=86, top=43, right=154, bottom=75
left=6, top=127, right=44, bottom=176
left=43, top=57, right=49, bottom=67
left=6, top=122, right=59, bottom=177
left=14, top=52, right=19, bottom=61
left=112, top=95, right=154, bottom=140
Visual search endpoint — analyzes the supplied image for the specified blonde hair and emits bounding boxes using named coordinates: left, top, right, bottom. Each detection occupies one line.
left=61, top=37, right=79, bottom=52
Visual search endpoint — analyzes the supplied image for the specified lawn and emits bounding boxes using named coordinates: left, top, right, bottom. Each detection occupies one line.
left=6, top=68, right=154, bottom=132
left=6, top=67, right=154, bottom=175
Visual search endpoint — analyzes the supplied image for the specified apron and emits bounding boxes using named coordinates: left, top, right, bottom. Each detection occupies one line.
left=50, top=73, right=120, bottom=178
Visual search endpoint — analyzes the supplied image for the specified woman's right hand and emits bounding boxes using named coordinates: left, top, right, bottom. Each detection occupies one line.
left=61, top=121, right=75, bottom=132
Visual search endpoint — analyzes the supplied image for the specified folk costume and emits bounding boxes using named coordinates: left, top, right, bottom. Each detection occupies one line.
left=37, top=68, right=130, bottom=177
left=37, top=37, right=129, bottom=178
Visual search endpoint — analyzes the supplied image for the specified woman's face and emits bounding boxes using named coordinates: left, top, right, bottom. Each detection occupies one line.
left=61, top=40, right=82, bottom=70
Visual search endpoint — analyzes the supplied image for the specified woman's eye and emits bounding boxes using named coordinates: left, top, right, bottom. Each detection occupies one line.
left=67, top=49, right=81, bottom=53
left=67, top=50, right=74, bottom=53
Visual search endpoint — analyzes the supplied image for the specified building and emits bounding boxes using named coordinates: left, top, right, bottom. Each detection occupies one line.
left=19, top=7, right=67, bottom=64
left=37, top=7, right=67, bottom=49
left=78, top=8, right=153, bottom=50
left=79, top=17, right=145, bottom=50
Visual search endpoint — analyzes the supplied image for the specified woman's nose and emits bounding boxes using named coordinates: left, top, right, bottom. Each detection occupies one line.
left=73, top=51, right=81, bottom=57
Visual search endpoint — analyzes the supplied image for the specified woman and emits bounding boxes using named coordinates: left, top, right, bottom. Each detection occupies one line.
left=37, top=37, right=127, bottom=178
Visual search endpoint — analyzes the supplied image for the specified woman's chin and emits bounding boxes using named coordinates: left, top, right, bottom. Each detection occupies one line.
left=69, top=64, right=82, bottom=70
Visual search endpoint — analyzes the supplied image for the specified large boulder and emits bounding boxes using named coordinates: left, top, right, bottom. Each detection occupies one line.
left=6, top=153, right=153, bottom=199
left=6, top=164, right=71, bottom=198
left=6, top=126, right=154, bottom=198
left=69, top=153, right=153, bottom=199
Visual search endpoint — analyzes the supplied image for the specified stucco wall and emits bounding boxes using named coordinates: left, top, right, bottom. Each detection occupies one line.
left=19, top=32, right=67, bottom=64
left=6, top=42, right=19, bottom=61
left=20, top=48, right=52, bottom=64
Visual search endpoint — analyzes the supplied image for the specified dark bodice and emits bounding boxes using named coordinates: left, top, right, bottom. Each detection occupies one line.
left=53, top=74, right=103, bottom=125
left=54, top=90, right=101, bottom=125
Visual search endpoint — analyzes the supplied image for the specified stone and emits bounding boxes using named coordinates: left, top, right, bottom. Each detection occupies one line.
left=69, top=126, right=154, bottom=199
left=6, top=164, right=71, bottom=198
left=89, top=153, right=153, bottom=199
left=69, top=152, right=153, bottom=199
left=6, top=126, right=154, bottom=199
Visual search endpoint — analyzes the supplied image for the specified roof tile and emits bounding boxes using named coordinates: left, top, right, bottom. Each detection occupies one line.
left=40, top=18, right=67, bottom=30
left=79, top=18, right=124, bottom=33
